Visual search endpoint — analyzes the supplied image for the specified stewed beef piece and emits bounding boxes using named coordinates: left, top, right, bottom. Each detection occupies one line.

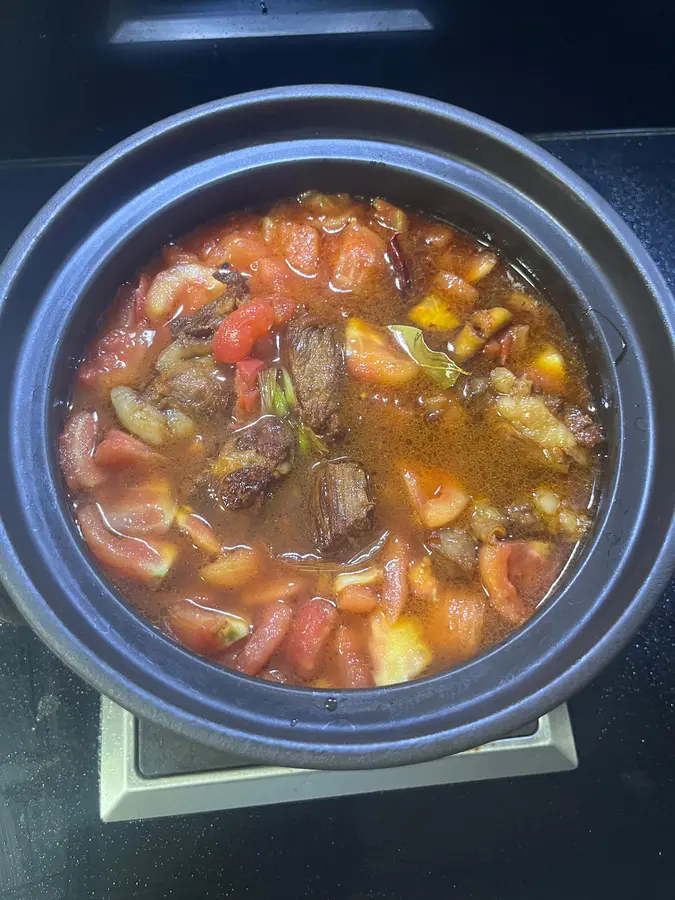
left=212, top=416, right=295, bottom=510
left=147, top=356, right=234, bottom=416
left=286, top=324, right=343, bottom=439
left=310, top=460, right=374, bottom=553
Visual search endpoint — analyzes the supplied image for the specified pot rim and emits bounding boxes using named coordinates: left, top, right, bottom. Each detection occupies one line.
left=2, top=85, right=675, bottom=768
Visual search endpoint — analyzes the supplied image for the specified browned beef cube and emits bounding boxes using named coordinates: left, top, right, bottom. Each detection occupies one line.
left=286, top=324, right=343, bottom=438
left=310, top=461, right=374, bottom=553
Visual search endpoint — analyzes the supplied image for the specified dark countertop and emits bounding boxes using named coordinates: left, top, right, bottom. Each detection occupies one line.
left=2, top=2, right=675, bottom=160
left=1, top=131, right=675, bottom=900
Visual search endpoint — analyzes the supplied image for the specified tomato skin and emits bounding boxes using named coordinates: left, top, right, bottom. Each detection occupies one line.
left=286, top=598, right=338, bottom=679
left=94, top=429, right=164, bottom=470
left=213, top=300, right=276, bottom=364
left=77, top=504, right=177, bottom=583
left=236, top=602, right=294, bottom=676
left=234, top=357, right=266, bottom=414
left=59, top=411, right=107, bottom=491
left=335, top=624, right=374, bottom=688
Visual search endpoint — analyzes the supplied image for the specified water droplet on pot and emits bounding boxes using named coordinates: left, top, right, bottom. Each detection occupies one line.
left=324, top=697, right=338, bottom=712
left=635, top=417, right=648, bottom=432
left=290, top=718, right=298, bottom=727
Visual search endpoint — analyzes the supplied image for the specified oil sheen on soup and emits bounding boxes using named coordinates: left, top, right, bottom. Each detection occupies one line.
left=59, top=191, right=603, bottom=689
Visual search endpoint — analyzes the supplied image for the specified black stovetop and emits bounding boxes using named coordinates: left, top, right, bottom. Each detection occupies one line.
left=1, top=131, right=674, bottom=898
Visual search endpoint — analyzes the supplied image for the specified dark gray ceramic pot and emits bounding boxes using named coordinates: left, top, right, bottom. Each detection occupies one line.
left=1, top=86, right=674, bottom=768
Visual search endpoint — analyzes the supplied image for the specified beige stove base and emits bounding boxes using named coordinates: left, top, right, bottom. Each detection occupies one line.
left=100, top=699, right=577, bottom=822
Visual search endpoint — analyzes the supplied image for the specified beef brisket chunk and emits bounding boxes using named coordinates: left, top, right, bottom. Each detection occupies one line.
left=286, top=324, right=343, bottom=438
left=147, top=357, right=233, bottom=416
left=212, top=416, right=295, bottom=510
left=310, top=461, right=374, bottom=553
left=218, top=466, right=275, bottom=510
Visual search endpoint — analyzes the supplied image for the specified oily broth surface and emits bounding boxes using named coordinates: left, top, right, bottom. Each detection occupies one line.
left=68, top=196, right=599, bottom=685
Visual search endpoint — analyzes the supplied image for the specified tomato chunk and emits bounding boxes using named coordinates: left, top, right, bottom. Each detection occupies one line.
left=166, top=598, right=250, bottom=657
left=479, top=543, right=529, bottom=626
left=248, top=255, right=292, bottom=295
left=286, top=598, right=338, bottom=679
left=337, top=584, right=379, bottom=614
left=345, top=318, right=418, bottom=385
left=95, top=477, right=176, bottom=536
left=78, top=327, right=160, bottom=392
left=335, top=624, right=374, bottom=688
left=425, top=587, right=486, bottom=661
left=59, top=411, right=107, bottom=491
left=94, top=429, right=164, bottom=471
left=270, top=221, right=320, bottom=276
left=175, top=507, right=221, bottom=556
left=332, top=222, right=384, bottom=292
left=204, top=233, right=267, bottom=270
left=380, top=537, right=409, bottom=623
left=402, top=467, right=470, bottom=529
left=145, top=262, right=226, bottom=324
left=234, top=357, right=266, bottom=414
left=77, top=504, right=177, bottom=582
left=236, top=602, right=295, bottom=676
left=213, top=300, right=276, bottom=364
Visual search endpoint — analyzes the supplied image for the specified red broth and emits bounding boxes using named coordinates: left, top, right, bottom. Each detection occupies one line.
left=59, top=192, right=602, bottom=688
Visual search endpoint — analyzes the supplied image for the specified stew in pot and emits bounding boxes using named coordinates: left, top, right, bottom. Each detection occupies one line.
left=59, top=191, right=603, bottom=688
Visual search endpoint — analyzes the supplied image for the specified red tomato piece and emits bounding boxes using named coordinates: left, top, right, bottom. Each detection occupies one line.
left=248, top=255, right=293, bottom=296
left=286, top=598, right=338, bottom=680
left=78, top=327, right=159, bottom=392
left=508, top=541, right=556, bottom=599
left=331, top=222, right=385, bottom=292
left=175, top=507, right=222, bottom=556
left=380, top=537, right=409, bottom=623
left=425, top=587, right=486, bottom=661
left=94, top=429, right=164, bottom=471
left=77, top=504, right=177, bottom=583
left=277, top=221, right=320, bottom=276
left=234, top=357, right=266, bottom=414
left=95, top=477, right=176, bottom=537
left=205, top=233, right=267, bottom=270
left=213, top=300, right=275, bottom=364
left=337, top=584, right=379, bottom=615
left=59, top=411, right=107, bottom=491
left=236, top=602, right=294, bottom=676
left=270, top=296, right=297, bottom=324
left=335, top=624, right=374, bottom=688
left=166, top=599, right=246, bottom=657
left=479, top=543, right=529, bottom=626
